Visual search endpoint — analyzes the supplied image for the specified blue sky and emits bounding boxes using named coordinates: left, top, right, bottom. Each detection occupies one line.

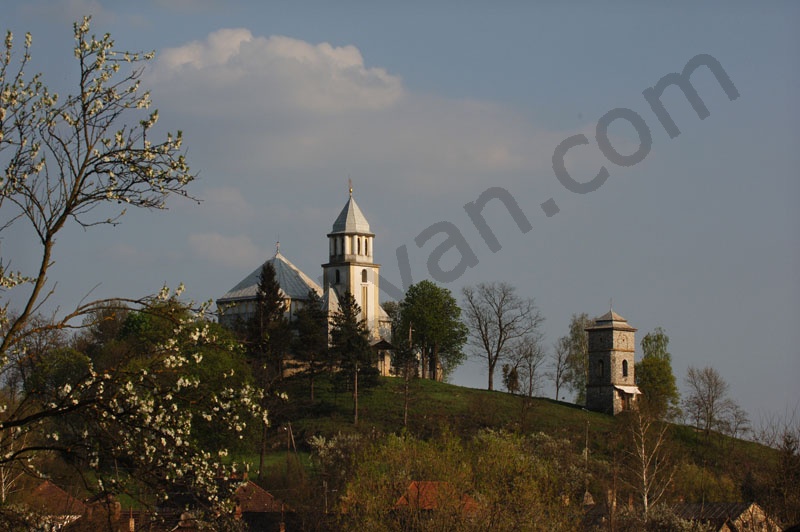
left=3, top=1, right=798, bottom=427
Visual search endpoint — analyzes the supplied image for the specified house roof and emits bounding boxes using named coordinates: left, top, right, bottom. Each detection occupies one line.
left=330, top=195, right=372, bottom=235
left=394, top=481, right=478, bottom=515
left=27, top=480, right=86, bottom=516
left=672, top=502, right=763, bottom=530
left=586, top=309, right=637, bottom=332
left=614, top=385, right=642, bottom=395
left=235, top=481, right=284, bottom=513
left=217, top=250, right=322, bottom=304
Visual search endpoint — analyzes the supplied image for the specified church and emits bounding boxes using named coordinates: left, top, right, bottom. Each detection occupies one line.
left=216, top=189, right=393, bottom=372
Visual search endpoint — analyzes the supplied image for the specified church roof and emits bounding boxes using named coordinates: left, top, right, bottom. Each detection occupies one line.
left=330, top=195, right=372, bottom=235
left=217, top=251, right=322, bottom=303
left=586, top=309, right=637, bottom=332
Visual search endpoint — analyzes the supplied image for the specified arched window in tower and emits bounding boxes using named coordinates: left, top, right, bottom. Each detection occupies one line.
left=361, top=269, right=368, bottom=283
left=365, top=238, right=369, bottom=256
left=622, top=359, right=629, bottom=378
left=335, top=269, right=340, bottom=285
left=598, top=360, right=604, bottom=379
left=357, top=238, right=361, bottom=255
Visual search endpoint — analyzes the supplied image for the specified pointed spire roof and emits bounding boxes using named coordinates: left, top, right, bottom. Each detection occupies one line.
left=586, top=309, right=637, bottom=331
left=217, top=250, right=322, bottom=303
left=330, top=194, right=372, bottom=235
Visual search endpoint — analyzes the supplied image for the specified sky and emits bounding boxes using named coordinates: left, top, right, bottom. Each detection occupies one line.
left=2, top=1, right=798, bottom=429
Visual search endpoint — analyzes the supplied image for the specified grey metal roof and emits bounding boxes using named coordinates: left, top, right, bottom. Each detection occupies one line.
left=320, top=286, right=341, bottom=316
left=586, top=309, right=637, bottom=331
left=330, top=195, right=372, bottom=235
left=217, top=251, right=322, bottom=303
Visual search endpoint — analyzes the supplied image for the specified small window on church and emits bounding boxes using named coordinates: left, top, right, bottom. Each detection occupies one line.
left=622, top=360, right=629, bottom=377
left=335, top=269, right=340, bottom=285
left=362, top=269, right=367, bottom=283
left=365, top=238, right=370, bottom=256
left=357, top=238, right=361, bottom=255
left=598, top=360, right=604, bottom=378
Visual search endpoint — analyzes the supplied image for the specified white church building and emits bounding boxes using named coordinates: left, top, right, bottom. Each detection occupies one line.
left=216, top=190, right=393, bottom=371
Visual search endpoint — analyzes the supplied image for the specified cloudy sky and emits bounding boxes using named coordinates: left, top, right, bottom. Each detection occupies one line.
left=3, top=1, right=798, bottom=426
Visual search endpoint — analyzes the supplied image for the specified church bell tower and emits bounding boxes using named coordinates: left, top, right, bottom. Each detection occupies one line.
left=585, top=309, right=641, bottom=415
left=321, top=187, right=382, bottom=338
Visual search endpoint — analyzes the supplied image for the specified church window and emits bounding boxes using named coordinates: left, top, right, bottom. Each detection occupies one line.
left=365, top=238, right=370, bottom=256
left=598, top=360, right=604, bottom=379
left=362, top=269, right=368, bottom=283
left=358, top=237, right=361, bottom=255
left=622, top=359, right=629, bottom=377
left=335, top=269, right=340, bottom=285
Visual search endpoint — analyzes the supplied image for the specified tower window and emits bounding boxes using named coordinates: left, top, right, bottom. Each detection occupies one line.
left=335, top=269, right=340, bottom=285
left=598, top=360, right=604, bottom=379
left=357, top=238, right=361, bottom=255
left=362, top=269, right=368, bottom=283
left=622, top=360, right=629, bottom=378
left=365, top=238, right=369, bottom=256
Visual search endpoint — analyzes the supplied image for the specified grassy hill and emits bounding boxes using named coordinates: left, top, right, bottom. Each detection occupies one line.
left=268, top=374, right=776, bottom=482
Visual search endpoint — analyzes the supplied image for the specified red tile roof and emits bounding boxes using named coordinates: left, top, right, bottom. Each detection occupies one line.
left=394, top=481, right=478, bottom=515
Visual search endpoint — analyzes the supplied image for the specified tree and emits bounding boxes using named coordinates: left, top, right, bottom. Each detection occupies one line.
left=510, top=332, right=546, bottom=398
left=329, top=292, right=373, bottom=425
left=245, top=262, right=291, bottom=386
left=501, top=364, right=520, bottom=395
left=563, top=313, right=591, bottom=405
left=548, top=336, right=570, bottom=401
left=399, top=280, right=467, bottom=381
left=0, top=18, right=262, bottom=519
left=384, top=301, right=417, bottom=428
left=683, top=365, right=735, bottom=437
left=292, top=290, right=329, bottom=401
left=622, top=404, right=676, bottom=520
left=461, top=282, right=543, bottom=391
left=636, top=327, right=680, bottom=418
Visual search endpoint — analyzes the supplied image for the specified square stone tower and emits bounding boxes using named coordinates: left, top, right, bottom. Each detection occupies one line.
left=585, top=310, right=641, bottom=415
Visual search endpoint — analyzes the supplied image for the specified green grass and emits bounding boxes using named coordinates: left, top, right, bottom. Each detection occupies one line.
left=275, top=375, right=615, bottom=447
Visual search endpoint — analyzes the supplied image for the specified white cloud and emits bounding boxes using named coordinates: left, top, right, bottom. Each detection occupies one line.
left=151, top=29, right=403, bottom=115
left=146, top=28, right=568, bottom=195
left=188, top=232, right=265, bottom=270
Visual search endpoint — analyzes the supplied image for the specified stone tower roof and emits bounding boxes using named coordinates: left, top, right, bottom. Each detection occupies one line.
left=217, top=250, right=322, bottom=304
left=330, top=195, right=373, bottom=235
left=586, top=309, right=637, bottom=332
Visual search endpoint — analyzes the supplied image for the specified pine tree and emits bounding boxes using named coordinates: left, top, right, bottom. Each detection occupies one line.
left=247, top=262, right=291, bottom=389
left=329, top=292, right=373, bottom=425
left=292, top=290, right=329, bottom=401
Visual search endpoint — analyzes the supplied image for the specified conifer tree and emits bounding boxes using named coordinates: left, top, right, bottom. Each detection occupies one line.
left=247, top=262, right=290, bottom=388
left=329, top=292, right=373, bottom=425
left=292, top=290, right=329, bottom=401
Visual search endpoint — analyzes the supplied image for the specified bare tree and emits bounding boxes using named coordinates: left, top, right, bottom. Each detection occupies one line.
left=548, top=336, right=570, bottom=401
left=510, top=332, right=546, bottom=398
left=683, top=365, right=732, bottom=436
left=623, top=405, right=676, bottom=519
left=461, top=282, right=543, bottom=391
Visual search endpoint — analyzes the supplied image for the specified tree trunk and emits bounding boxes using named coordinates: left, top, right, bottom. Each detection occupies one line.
left=353, top=364, right=359, bottom=426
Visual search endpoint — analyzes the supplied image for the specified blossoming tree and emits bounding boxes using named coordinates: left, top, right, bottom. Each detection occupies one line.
left=0, top=17, right=264, bottom=520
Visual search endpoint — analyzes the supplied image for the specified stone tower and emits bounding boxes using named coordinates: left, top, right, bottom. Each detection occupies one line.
left=321, top=189, right=383, bottom=338
left=585, top=310, right=641, bottom=415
